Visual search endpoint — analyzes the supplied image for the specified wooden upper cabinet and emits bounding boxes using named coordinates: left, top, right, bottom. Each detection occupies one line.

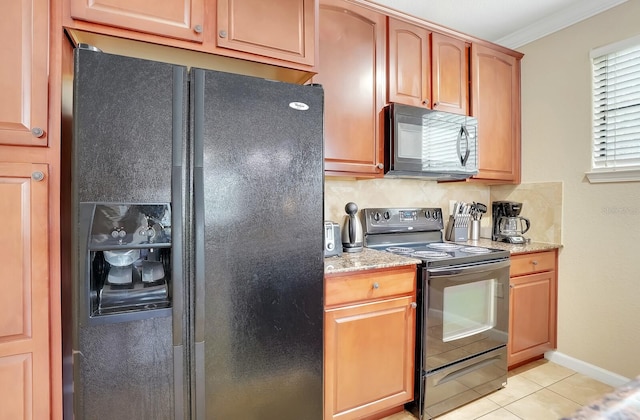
left=316, top=0, right=386, bottom=177
left=387, top=18, right=468, bottom=115
left=387, top=18, right=430, bottom=108
left=70, top=0, right=205, bottom=42
left=0, top=163, right=50, bottom=419
left=471, top=43, right=521, bottom=183
left=0, top=0, right=49, bottom=146
left=216, top=0, right=316, bottom=66
left=431, top=32, right=468, bottom=115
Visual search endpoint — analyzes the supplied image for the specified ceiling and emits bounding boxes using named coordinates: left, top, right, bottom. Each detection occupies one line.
left=365, top=0, right=628, bottom=49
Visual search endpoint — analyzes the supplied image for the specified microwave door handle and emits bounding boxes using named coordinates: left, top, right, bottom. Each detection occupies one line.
left=457, top=125, right=470, bottom=166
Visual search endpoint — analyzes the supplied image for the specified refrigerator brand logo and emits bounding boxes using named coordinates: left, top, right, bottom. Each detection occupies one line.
left=289, top=102, right=309, bottom=111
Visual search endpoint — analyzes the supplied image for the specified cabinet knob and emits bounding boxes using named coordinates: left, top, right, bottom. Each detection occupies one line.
left=31, top=127, right=45, bottom=138
left=531, top=260, right=539, bottom=265
left=376, top=163, right=384, bottom=169
left=372, top=282, right=380, bottom=289
left=194, top=25, right=203, bottom=34
left=422, top=99, right=429, bottom=105
left=31, top=171, right=45, bottom=181
left=410, top=302, right=417, bottom=309
left=219, top=30, right=227, bottom=38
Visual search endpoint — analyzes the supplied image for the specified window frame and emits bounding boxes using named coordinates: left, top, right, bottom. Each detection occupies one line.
left=586, top=34, right=640, bottom=183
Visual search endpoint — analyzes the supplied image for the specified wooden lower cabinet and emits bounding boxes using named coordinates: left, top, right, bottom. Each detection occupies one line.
left=324, top=266, right=416, bottom=420
left=508, top=250, right=558, bottom=367
left=0, top=163, right=50, bottom=419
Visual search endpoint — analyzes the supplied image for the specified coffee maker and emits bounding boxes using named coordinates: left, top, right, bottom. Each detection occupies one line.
left=492, top=201, right=530, bottom=244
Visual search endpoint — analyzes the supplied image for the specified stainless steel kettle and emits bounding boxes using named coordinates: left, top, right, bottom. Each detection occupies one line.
left=341, top=202, right=363, bottom=253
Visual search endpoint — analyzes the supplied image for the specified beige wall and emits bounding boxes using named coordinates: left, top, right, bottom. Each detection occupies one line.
left=519, top=0, right=640, bottom=378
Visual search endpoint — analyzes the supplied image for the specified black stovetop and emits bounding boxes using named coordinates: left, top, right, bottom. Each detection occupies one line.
left=361, top=207, right=509, bottom=267
left=366, top=240, right=509, bottom=267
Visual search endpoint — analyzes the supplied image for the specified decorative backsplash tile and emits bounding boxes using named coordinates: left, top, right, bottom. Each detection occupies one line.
left=324, top=177, right=490, bottom=228
left=491, top=182, right=563, bottom=244
left=324, top=179, right=563, bottom=245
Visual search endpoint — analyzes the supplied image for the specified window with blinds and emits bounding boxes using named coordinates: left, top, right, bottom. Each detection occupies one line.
left=588, top=35, right=640, bottom=182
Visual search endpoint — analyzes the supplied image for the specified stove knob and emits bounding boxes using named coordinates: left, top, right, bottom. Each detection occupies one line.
left=383, top=211, right=390, bottom=220
left=425, top=210, right=431, bottom=219
left=373, top=212, right=380, bottom=221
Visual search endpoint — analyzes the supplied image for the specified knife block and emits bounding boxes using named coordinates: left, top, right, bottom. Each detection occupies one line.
left=445, top=216, right=469, bottom=242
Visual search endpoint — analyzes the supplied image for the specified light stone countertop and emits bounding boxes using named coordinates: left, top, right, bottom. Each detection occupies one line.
left=454, top=238, right=563, bottom=254
left=323, top=240, right=563, bottom=275
left=324, top=248, right=421, bottom=275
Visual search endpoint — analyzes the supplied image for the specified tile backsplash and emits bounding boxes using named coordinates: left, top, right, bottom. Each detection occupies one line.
left=325, top=178, right=563, bottom=244
left=490, top=182, right=563, bottom=244
left=324, top=177, right=492, bottom=234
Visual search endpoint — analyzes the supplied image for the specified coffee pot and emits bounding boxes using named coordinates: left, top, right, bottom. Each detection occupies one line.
left=497, top=216, right=530, bottom=237
left=341, top=202, right=364, bottom=253
left=492, top=201, right=530, bottom=244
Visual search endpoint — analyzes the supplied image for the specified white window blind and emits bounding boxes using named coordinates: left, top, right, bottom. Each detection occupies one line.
left=590, top=36, right=640, bottom=177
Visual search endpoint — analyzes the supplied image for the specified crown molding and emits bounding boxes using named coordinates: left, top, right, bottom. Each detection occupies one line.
left=495, top=0, right=629, bottom=49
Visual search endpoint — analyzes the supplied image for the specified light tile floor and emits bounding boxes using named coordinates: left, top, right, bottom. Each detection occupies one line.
left=383, top=359, right=615, bottom=420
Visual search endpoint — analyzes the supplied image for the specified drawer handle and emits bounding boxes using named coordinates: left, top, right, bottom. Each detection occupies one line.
left=372, top=282, right=380, bottom=289
left=531, top=260, right=539, bottom=265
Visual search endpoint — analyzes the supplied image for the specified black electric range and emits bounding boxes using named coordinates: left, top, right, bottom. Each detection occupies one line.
left=361, top=207, right=510, bottom=266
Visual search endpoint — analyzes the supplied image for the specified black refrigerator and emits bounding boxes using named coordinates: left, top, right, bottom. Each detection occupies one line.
left=64, top=47, right=324, bottom=420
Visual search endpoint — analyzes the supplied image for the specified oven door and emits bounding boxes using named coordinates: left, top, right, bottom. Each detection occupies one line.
left=423, top=259, right=510, bottom=372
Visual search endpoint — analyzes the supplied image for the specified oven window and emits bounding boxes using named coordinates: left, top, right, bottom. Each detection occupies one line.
left=442, top=278, right=496, bottom=342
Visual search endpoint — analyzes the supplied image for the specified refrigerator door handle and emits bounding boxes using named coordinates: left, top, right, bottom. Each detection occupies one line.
left=193, top=69, right=206, bottom=346
left=192, top=69, right=206, bottom=420
left=171, top=65, right=188, bottom=420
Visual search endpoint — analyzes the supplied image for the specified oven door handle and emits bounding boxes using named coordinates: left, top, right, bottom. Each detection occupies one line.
left=427, top=259, right=510, bottom=277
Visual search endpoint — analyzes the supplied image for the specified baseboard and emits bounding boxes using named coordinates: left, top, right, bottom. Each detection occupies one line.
left=544, top=350, right=631, bottom=387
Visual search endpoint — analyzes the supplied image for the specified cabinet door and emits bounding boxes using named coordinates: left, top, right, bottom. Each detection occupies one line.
left=217, top=0, right=316, bottom=66
left=316, top=0, right=386, bottom=177
left=432, top=33, right=468, bottom=115
left=0, top=0, right=48, bottom=146
left=0, top=163, right=50, bottom=419
left=70, top=0, right=204, bottom=42
left=508, top=270, right=557, bottom=367
left=324, top=296, right=415, bottom=420
left=471, top=44, right=521, bottom=183
left=387, top=18, right=430, bottom=108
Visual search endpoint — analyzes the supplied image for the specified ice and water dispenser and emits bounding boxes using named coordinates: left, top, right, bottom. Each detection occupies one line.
left=81, top=203, right=172, bottom=323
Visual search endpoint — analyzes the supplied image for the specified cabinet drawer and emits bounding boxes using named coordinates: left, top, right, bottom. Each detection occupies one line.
left=510, top=250, right=556, bottom=277
left=325, top=266, right=416, bottom=307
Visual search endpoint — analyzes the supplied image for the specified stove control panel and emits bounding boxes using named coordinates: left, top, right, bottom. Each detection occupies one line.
left=361, top=207, right=444, bottom=234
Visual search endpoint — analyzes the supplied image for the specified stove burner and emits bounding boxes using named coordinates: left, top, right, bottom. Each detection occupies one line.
left=411, top=250, right=450, bottom=259
left=427, top=243, right=462, bottom=250
left=386, top=247, right=414, bottom=254
left=461, top=246, right=491, bottom=254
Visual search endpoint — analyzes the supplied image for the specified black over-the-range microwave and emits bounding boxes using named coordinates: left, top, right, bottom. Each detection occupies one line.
left=384, top=103, right=479, bottom=181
